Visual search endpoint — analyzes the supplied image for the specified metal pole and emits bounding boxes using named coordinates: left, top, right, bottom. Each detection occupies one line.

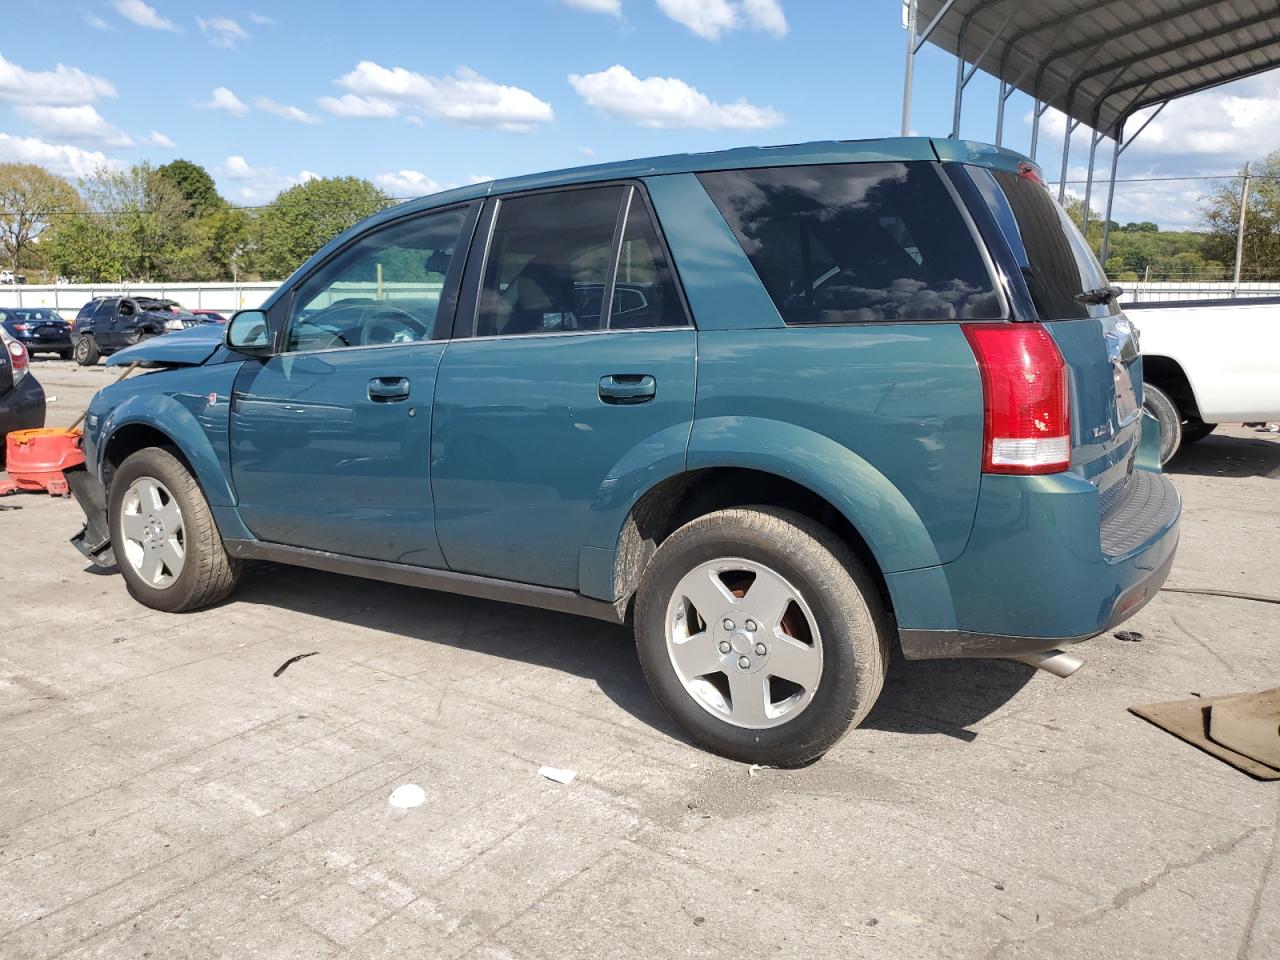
left=1081, top=128, right=1104, bottom=233
left=1233, top=161, right=1252, bottom=289
left=1058, top=117, right=1079, bottom=204
left=951, top=14, right=969, bottom=140
left=1100, top=100, right=1167, bottom=264
left=1030, top=99, right=1045, bottom=158
left=901, top=0, right=918, bottom=136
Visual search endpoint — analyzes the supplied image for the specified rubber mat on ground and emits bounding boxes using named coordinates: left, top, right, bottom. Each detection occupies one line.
left=1129, top=689, right=1280, bottom=781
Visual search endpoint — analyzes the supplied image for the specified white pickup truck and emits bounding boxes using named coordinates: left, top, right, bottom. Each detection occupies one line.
left=1126, top=297, right=1280, bottom=463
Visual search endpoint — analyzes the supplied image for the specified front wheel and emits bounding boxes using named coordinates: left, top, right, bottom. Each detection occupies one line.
left=634, top=506, right=889, bottom=767
left=72, top=335, right=100, bottom=366
left=108, top=447, right=240, bottom=612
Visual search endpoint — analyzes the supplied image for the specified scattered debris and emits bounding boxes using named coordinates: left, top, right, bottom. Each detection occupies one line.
left=1130, top=688, right=1280, bottom=780
left=865, top=918, right=879, bottom=927
left=748, top=764, right=764, bottom=777
left=1114, top=630, right=1145, bottom=642
left=0, top=504, right=22, bottom=511
left=537, top=766, right=576, bottom=785
left=388, top=784, right=426, bottom=808
left=693, top=916, right=706, bottom=926
left=272, top=651, right=318, bottom=677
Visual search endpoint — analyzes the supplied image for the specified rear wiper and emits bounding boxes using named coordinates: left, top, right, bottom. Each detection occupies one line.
left=1074, top=285, right=1123, bottom=305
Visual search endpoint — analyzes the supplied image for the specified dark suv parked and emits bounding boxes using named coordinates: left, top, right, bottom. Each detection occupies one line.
left=71, top=297, right=209, bottom=366
left=69, top=138, right=1179, bottom=765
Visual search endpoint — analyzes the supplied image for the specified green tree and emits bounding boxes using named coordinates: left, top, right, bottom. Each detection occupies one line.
left=45, top=163, right=193, bottom=282
left=156, top=159, right=222, bottom=217
left=0, top=163, right=82, bottom=279
left=255, top=177, right=388, bottom=279
left=1200, top=151, right=1280, bottom=280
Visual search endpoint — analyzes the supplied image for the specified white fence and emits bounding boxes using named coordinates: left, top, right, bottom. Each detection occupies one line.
left=3, top=279, right=1279, bottom=320
left=0, top=282, right=281, bottom=318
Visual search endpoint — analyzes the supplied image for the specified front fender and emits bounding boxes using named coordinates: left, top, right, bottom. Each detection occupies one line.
left=91, top=365, right=242, bottom=508
left=686, top=416, right=943, bottom=574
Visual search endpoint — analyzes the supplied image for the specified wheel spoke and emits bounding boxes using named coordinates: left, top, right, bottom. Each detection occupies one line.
left=726, top=670, right=772, bottom=726
left=119, top=511, right=148, bottom=542
left=668, top=632, right=723, bottom=679
left=158, top=538, right=185, bottom=579
left=138, top=478, right=164, bottom=512
left=138, top=548, right=163, bottom=584
left=680, top=569, right=736, bottom=621
left=767, top=636, right=821, bottom=690
left=156, top=497, right=182, bottom=532
left=743, top=568, right=795, bottom=628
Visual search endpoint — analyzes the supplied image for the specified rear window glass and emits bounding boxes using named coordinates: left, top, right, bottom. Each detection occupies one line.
left=968, top=167, right=1116, bottom=320
left=697, top=162, right=1002, bottom=324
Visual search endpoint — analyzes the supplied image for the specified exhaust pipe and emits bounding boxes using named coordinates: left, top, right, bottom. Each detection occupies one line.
left=1009, top=649, right=1084, bottom=678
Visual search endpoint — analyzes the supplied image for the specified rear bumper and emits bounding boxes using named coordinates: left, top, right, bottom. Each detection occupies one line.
left=66, top=466, right=116, bottom=566
left=16, top=333, right=71, bottom=351
left=889, top=466, right=1181, bottom=660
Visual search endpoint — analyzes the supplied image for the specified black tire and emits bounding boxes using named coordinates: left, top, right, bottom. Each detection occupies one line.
left=58, top=349, right=73, bottom=361
left=108, top=447, right=240, bottom=613
left=1181, top=420, right=1216, bottom=445
left=73, top=335, right=100, bottom=366
left=1143, top=382, right=1182, bottom=466
left=634, top=506, right=889, bottom=767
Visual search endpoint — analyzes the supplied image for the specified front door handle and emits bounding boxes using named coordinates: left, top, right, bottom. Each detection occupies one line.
left=368, top=377, right=410, bottom=402
left=599, top=374, right=656, bottom=405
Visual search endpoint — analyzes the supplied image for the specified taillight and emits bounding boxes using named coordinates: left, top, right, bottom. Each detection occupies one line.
left=7, top=338, right=30, bottom=383
left=1017, top=160, right=1046, bottom=187
left=963, top=322, right=1070, bottom=475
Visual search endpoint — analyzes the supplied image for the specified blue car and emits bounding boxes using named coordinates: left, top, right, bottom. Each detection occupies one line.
left=0, top=307, right=73, bottom=359
left=68, top=138, right=1179, bottom=764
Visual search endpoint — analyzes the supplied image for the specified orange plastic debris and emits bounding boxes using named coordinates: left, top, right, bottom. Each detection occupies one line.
left=0, top=428, right=86, bottom=497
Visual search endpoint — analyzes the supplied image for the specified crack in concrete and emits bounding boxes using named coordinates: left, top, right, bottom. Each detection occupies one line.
left=1236, top=800, right=1280, bottom=960
left=984, top=824, right=1267, bottom=959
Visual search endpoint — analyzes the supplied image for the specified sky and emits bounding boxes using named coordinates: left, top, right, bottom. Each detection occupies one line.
left=2, top=0, right=1279, bottom=229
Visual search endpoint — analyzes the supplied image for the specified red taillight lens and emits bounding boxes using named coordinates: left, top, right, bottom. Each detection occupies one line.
left=963, top=322, right=1071, bottom=475
left=1017, top=160, right=1046, bottom=186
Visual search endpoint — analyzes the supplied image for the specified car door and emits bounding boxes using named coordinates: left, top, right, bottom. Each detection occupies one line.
left=229, top=202, right=479, bottom=565
left=88, top=299, right=117, bottom=348
left=431, top=184, right=696, bottom=590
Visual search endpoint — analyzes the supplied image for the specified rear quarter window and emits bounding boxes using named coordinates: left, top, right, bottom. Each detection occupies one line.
left=697, top=162, right=1003, bottom=324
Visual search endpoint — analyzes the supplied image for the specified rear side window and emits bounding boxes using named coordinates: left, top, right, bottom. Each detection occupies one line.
left=967, top=167, right=1116, bottom=320
left=697, top=162, right=1002, bottom=324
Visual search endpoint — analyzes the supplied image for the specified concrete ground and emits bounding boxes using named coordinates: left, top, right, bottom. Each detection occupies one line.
left=2, top=357, right=1277, bottom=960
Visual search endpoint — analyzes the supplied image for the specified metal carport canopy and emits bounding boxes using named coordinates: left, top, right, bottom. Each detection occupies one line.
left=911, top=0, right=1280, bottom=141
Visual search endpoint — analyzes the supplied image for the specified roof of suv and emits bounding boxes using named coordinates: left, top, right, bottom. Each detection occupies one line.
left=389, top=136, right=1033, bottom=217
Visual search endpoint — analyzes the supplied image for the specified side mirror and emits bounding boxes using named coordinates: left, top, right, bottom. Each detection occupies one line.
left=225, top=310, right=272, bottom=355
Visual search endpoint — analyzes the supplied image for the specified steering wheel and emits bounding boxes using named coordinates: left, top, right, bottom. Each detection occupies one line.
left=359, top=305, right=430, bottom=346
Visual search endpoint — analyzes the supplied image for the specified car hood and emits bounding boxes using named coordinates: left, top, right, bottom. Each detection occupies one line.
left=107, top=323, right=226, bottom=368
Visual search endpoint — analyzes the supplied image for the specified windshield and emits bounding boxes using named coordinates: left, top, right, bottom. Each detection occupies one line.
left=967, top=165, right=1117, bottom=320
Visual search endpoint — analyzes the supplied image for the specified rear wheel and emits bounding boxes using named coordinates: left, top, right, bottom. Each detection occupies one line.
left=1143, top=382, right=1182, bottom=466
left=73, top=335, right=100, bottom=366
left=108, top=448, right=240, bottom=612
left=634, top=506, right=889, bottom=767
left=58, top=349, right=73, bottom=360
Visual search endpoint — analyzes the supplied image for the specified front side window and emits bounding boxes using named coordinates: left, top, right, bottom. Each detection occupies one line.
left=285, top=205, right=470, bottom=352
left=93, top=299, right=118, bottom=320
left=697, top=162, right=1003, bottom=324
left=476, top=186, right=626, bottom=337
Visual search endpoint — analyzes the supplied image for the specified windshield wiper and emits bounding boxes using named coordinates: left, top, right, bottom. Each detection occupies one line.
left=1074, top=285, right=1123, bottom=305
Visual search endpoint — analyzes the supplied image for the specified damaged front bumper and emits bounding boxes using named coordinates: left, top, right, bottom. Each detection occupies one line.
left=66, top=466, right=116, bottom=567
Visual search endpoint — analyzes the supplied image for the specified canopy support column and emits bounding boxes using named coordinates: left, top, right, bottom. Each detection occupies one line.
left=901, top=0, right=959, bottom=136
left=1099, top=101, right=1168, bottom=264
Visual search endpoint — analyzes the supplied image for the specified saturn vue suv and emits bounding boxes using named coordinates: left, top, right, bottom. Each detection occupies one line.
left=66, top=138, right=1180, bottom=765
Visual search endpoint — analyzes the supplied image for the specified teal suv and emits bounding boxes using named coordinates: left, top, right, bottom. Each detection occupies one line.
left=69, top=138, right=1179, bottom=765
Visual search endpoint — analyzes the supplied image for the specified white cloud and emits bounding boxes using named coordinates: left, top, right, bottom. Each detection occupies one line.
left=317, top=93, right=399, bottom=118
left=220, top=154, right=315, bottom=203
left=569, top=65, right=783, bottom=129
left=14, top=104, right=134, bottom=148
left=249, top=11, right=274, bottom=25
left=376, top=169, right=443, bottom=195
left=560, top=0, right=622, bottom=14
left=0, top=53, right=116, bottom=105
left=334, top=61, right=554, bottom=131
left=0, top=133, right=119, bottom=179
left=255, top=97, right=320, bottom=124
left=404, top=115, right=423, bottom=127
left=197, top=16, right=248, bottom=48
left=113, top=0, right=178, bottom=31
left=577, top=145, right=596, bottom=157
left=466, top=174, right=494, bottom=184
left=202, top=86, right=250, bottom=115
left=82, top=10, right=111, bottom=29
left=656, top=0, right=787, bottom=40
left=142, top=130, right=176, bottom=148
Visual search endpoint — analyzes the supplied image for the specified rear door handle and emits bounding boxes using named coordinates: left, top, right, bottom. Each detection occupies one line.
left=368, top=376, right=410, bottom=402
left=599, top=374, right=656, bottom=404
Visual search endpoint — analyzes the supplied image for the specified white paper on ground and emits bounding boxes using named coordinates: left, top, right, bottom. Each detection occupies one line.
left=388, top=783, right=426, bottom=808
left=537, top=766, right=576, bottom=785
